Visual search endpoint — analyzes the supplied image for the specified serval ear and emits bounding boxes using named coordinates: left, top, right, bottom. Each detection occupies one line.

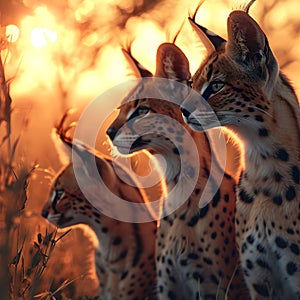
left=188, top=1, right=226, bottom=54
left=188, top=17, right=226, bottom=54
left=155, top=42, right=191, bottom=83
left=70, top=139, right=115, bottom=183
left=227, top=10, right=278, bottom=89
left=53, top=111, right=77, bottom=164
left=55, top=112, right=112, bottom=179
left=122, top=48, right=153, bottom=78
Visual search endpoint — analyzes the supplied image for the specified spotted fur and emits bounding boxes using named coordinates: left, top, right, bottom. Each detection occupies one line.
left=42, top=124, right=164, bottom=299
left=107, top=43, right=248, bottom=299
left=182, top=10, right=300, bottom=299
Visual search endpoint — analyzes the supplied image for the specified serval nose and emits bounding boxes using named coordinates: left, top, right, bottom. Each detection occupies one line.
left=41, top=209, right=49, bottom=218
left=181, top=107, right=191, bottom=118
left=106, top=126, right=117, bottom=140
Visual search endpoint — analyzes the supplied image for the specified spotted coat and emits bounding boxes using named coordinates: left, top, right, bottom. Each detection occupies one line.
left=107, top=43, right=248, bottom=299
left=182, top=10, right=300, bottom=299
left=42, top=130, right=163, bottom=299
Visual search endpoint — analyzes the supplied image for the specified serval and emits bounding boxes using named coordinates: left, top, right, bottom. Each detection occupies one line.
left=182, top=10, right=300, bottom=300
left=107, top=43, right=248, bottom=299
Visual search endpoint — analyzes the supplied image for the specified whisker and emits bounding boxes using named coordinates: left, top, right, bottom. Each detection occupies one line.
left=110, top=144, right=132, bottom=156
left=110, top=146, right=122, bottom=157
left=48, top=216, right=60, bottom=223
left=248, top=104, right=273, bottom=119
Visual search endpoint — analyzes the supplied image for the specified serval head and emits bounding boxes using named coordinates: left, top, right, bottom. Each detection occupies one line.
left=182, top=10, right=299, bottom=150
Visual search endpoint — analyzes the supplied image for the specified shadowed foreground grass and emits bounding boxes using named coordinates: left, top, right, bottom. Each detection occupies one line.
left=0, top=51, right=100, bottom=299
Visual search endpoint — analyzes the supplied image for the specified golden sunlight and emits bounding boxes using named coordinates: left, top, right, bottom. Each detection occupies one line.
left=0, top=24, right=19, bottom=62
left=0, top=1, right=299, bottom=299
left=126, top=18, right=165, bottom=73
left=22, top=6, right=58, bottom=48
left=5, top=24, right=19, bottom=43
left=75, top=0, right=95, bottom=23
left=30, top=27, right=57, bottom=48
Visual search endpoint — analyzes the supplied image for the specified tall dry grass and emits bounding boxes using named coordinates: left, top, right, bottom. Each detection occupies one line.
left=0, top=45, right=34, bottom=298
left=0, top=35, right=99, bottom=298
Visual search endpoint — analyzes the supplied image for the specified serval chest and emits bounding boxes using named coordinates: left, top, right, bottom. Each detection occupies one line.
left=182, top=10, right=300, bottom=300
left=107, top=42, right=247, bottom=299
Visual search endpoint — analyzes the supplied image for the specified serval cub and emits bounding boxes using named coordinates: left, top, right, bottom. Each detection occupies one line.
left=42, top=118, right=163, bottom=300
left=182, top=10, right=300, bottom=299
left=107, top=43, right=248, bottom=299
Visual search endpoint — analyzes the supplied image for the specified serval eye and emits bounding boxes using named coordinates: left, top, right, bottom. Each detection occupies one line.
left=136, top=106, right=150, bottom=115
left=54, top=189, right=65, bottom=202
left=211, top=81, right=225, bottom=93
left=52, top=188, right=64, bottom=213
left=202, top=81, right=225, bottom=101
left=127, top=105, right=150, bottom=121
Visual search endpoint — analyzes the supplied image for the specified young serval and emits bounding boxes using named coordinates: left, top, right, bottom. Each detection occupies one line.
left=107, top=43, right=248, bottom=299
left=42, top=118, right=165, bottom=299
left=182, top=10, right=300, bottom=299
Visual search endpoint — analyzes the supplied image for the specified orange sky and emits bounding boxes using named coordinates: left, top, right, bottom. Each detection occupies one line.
left=3, top=0, right=300, bottom=101
left=0, top=0, right=299, bottom=173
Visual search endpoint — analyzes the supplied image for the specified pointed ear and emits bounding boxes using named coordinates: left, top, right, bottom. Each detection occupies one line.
left=70, top=139, right=113, bottom=180
left=188, top=17, right=226, bottom=53
left=54, top=111, right=77, bottom=164
left=57, top=136, right=96, bottom=180
left=51, top=129, right=72, bottom=165
left=155, top=43, right=191, bottom=83
left=122, top=48, right=153, bottom=78
left=227, top=10, right=278, bottom=82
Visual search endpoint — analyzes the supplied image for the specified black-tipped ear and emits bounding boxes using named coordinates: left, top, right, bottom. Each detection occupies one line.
left=55, top=110, right=76, bottom=152
left=188, top=17, right=226, bottom=53
left=122, top=48, right=153, bottom=78
left=244, top=0, right=256, bottom=14
left=227, top=10, right=277, bottom=82
left=155, top=43, right=191, bottom=83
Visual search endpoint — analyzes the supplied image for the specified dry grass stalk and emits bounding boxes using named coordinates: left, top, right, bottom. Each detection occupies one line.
left=0, top=37, right=74, bottom=299
left=0, top=41, right=33, bottom=298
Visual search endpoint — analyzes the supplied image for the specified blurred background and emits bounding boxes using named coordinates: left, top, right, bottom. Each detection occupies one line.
left=0, top=0, right=299, bottom=298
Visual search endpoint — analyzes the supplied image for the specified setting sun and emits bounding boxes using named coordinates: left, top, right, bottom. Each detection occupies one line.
left=30, top=27, right=57, bottom=48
